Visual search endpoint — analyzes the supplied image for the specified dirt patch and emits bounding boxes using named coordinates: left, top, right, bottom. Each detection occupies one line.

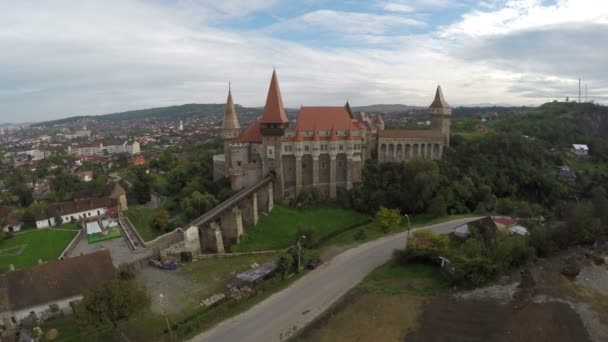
left=137, top=265, right=201, bottom=314
left=294, top=290, right=426, bottom=342
left=407, top=297, right=591, bottom=342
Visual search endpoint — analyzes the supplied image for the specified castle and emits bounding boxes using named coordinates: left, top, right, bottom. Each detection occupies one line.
left=213, top=70, right=451, bottom=201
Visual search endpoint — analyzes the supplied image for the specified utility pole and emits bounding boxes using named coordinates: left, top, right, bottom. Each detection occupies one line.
left=160, top=293, right=174, bottom=341
left=404, top=214, right=411, bottom=248
left=297, top=235, right=306, bottom=272
left=586, top=83, right=588, bottom=102
left=579, top=78, right=581, bottom=103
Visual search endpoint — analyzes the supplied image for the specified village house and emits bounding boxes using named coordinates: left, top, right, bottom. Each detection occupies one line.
left=34, top=197, right=118, bottom=228
left=75, top=170, right=93, bottom=182
left=0, top=251, right=115, bottom=328
left=0, top=206, right=23, bottom=233
left=571, top=144, right=589, bottom=157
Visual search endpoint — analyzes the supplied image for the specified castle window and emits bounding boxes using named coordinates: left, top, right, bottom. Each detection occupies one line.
left=339, top=145, right=343, bottom=150
left=305, top=146, right=309, bottom=151
left=237, top=161, right=242, bottom=166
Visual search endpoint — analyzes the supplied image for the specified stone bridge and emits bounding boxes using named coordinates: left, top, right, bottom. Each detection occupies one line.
left=182, top=175, right=275, bottom=255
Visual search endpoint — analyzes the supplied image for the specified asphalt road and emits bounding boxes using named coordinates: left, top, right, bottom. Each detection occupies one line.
left=191, top=217, right=479, bottom=342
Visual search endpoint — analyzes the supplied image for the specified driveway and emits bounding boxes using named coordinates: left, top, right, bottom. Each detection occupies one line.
left=67, top=230, right=152, bottom=266
left=191, top=217, right=479, bottom=342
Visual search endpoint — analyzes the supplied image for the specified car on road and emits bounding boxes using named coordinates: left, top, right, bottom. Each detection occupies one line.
left=307, top=258, right=322, bottom=270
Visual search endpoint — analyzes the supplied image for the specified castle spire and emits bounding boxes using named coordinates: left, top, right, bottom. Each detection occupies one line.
left=345, top=100, right=353, bottom=119
left=429, top=85, right=450, bottom=109
left=260, top=69, right=288, bottom=124
left=222, top=82, right=240, bottom=130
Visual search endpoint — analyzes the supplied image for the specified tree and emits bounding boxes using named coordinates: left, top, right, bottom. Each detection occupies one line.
left=567, top=202, right=602, bottom=244
left=276, top=254, right=293, bottom=279
left=54, top=212, right=63, bottom=226
left=399, top=230, right=449, bottom=263
left=295, top=225, right=316, bottom=248
left=374, top=207, right=401, bottom=233
left=74, top=280, right=149, bottom=330
left=131, top=166, right=151, bottom=204
left=153, top=210, right=170, bottom=231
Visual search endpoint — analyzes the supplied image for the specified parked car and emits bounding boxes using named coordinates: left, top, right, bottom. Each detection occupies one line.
left=307, top=258, right=322, bottom=270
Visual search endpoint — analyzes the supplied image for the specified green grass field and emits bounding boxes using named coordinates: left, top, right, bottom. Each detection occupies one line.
left=232, top=205, right=370, bottom=252
left=359, top=261, right=449, bottom=296
left=124, top=207, right=162, bottom=242
left=0, top=228, right=78, bottom=271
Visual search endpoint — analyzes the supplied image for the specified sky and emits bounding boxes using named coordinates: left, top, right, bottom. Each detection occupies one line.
left=1, top=0, right=607, bottom=122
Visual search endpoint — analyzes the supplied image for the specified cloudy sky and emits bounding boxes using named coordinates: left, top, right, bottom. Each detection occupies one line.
left=1, top=0, right=607, bottom=122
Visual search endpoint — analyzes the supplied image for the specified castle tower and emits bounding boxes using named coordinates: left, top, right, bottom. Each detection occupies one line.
left=222, top=83, right=240, bottom=170
left=178, top=120, right=184, bottom=131
left=429, top=85, right=452, bottom=147
left=259, top=70, right=289, bottom=199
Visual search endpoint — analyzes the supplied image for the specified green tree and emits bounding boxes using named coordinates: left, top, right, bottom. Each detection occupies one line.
left=276, top=254, right=293, bottom=279
left=567, top=202, right=602, bottom=244
left=295, top=225, right=316, bottom=249
left=153, top=210, right=170, bottom=231
left=131, top=166, right=151, bottom=204
left=54, top=212, right=63, bottom=226
left=400, top=230, right=449, bottom=263
left=374, top=206, right=401, bottom=233
left=74, top=280, right=149, bottom=330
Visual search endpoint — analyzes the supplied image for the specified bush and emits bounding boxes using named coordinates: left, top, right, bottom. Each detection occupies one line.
left=295, top=225, right=316, bottom=249
left=354, top=229, right=367, bottom=241
left=400, top=230, right=449, bottom=263
left=374, top=207, right=401, bottom=233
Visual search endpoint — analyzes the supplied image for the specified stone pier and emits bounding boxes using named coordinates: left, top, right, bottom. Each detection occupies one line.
left=201, top=222, right=225, bottom=254
left=221, top=206, right=244, bottom=244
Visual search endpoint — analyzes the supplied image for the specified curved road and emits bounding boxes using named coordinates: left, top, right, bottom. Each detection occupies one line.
left=192, top=217, right=479, bottom=342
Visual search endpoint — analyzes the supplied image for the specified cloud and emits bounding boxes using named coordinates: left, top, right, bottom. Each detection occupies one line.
left=1, top=0, right=607, bottom=121
left=265, top=9, right=425, bottom=37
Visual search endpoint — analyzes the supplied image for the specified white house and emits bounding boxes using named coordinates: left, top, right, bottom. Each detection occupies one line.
left=509, top=225, right=529, bottom=236
left=35, top=198, right=116, bottom=229
left=571, top=144, right=589, bottom=157
left=0, top=251, right=115, bottom=327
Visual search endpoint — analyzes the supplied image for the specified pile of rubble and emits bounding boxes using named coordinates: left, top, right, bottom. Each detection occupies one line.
left=228, top=284, right=254, bottom=301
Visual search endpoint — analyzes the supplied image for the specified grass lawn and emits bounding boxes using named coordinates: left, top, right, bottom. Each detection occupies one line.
left=232, top=205, right=370, bottom=252
left=322, top=214, right=477, bottom=248
left=124, top=207, right=162, bottom=242
left=0, top=228, right=77, bottom=271
left=359, top=261, right=449, bottom=296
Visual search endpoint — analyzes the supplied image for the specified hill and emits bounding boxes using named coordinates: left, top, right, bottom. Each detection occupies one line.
left=33, top=103, right=265, bottom=127
left=351, top=104, right=423, bottom=113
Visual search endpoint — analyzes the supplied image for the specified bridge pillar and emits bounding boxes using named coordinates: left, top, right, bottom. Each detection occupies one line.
left=295, top=156, right=302, bottom=194
left=329, top=155, right=337, bottom=199
left=241, top=193, right=258, bottom=226
left=221, top=206, right=244, bottom=245
left=184, top=226, right=201, bottom=256
left=267, top=181, right=274, bottom=212
left=200, top=222, right=224, bottom=254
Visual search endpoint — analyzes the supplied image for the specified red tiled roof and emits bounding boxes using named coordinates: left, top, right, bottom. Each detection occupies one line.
left=236, top=118, right=263, bottom=143
left=294, top=106, right=357, bottom=131
left=494, top=217, right=518, bottom=227
left=260, top=70, right=288, bottom=124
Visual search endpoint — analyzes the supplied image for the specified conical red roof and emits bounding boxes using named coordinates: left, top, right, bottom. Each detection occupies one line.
left=260, top=70, right=289, bottom=124
left=429, top=85, right=450, bottom=109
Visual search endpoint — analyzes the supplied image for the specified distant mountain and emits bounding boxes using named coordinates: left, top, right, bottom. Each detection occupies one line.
left=33, top=103, right=264, bottom=127
left=351, top=104, right=423, bottom=113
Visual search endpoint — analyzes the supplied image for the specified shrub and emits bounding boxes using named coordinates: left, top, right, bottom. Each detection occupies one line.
left=354, top=229, right=367, bottom=241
